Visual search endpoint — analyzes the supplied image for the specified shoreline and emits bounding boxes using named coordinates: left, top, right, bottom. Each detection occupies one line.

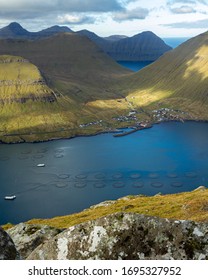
left=1, top=118, right=208, bottom=145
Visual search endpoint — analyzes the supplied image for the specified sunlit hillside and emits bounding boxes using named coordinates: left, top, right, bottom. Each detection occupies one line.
left=122, top=31, right=208, bottom=119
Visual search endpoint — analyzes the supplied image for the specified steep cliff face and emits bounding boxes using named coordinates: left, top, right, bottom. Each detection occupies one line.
left=78, top=30, right=172, bottom=61
left=26, top=213, right=208, bottom=260
left=105, top=31, right=172, bottom=61
left=0, top=55, right=56, bottom=104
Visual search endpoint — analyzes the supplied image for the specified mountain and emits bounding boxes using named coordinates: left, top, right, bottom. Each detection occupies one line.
left=104, top=35, right=128, bottom=42
left=77, top=29, right=109, bottom=49
left=0, top=33, right=131, bottom=143
left=0, top=22, right=31, bottom=39
left=122, top=30, right=208, bottom=120
left=0, top=55, right=55, bottom=104
left=78, top=30, right=172, bottom=61
left=105, top=31, right=172, bottom=61
left=0, top=23, right=171, bottom=62
left=1, top=29, right=208, bottom=143
left=38, top=25, right=73, bottom=37
left=0, top=22, right=72, bottom=40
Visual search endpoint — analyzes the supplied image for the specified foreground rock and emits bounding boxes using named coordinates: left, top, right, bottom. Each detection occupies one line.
left=0, top=227, right=19, bottom=260
left=27, top=213, right=208, bottom=260
left=7, top=223, right=62, bottom=259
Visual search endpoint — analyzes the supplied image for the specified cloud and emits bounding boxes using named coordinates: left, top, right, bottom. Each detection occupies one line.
left=170, top=5, right=196, bottom=13
left=162, top=18, right=208, bottom=28
left=113, top=7, right=149, bottom=22
left=167, top=0, right=196, bottom=4
left=167, top=0, right=208, bottom=4
left=57, top=14, right=96, bottom=25
left=0, top=0, right=123, bottom=19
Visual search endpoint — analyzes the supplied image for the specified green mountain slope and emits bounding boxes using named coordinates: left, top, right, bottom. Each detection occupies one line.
left=0, top=34, right=132, bottom=143
left=0, top=55, right=55, bottom=103
left=1, top=31, right=208, bottom=143
left=121, top=31, right=208, bottom=119
left=0, top=55, right=78, bottom=142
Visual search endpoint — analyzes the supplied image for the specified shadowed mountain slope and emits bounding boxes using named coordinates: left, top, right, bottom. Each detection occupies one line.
left=0, top=23, right=171, bottom=62
left=0, top=22, right=73, bottom=39
left=78, top=30, right=172, bottom=61
left=0, top=33, right=131, bottom=142
left=120, top=30, right=208, bottom=119
left=0, top=30, right=208, bottom=143
left=0, top=33, right=131, bottom=101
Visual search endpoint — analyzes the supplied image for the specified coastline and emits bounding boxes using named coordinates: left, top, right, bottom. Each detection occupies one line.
left=0, top=118, right=208, bottom=145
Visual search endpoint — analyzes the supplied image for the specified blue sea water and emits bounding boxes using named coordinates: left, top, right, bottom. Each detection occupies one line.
left=0, top=121, right=208, bottom=224
left=163, top=37, right=190, bottom=48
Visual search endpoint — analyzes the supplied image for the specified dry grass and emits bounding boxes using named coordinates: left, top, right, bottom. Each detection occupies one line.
left=25, top=188, right=208, bottom=229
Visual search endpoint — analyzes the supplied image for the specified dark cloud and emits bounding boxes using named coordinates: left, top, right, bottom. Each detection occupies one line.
left=162, top=18, right=208, bottom=28
left=0, top=0, right=123, bottom=20
left=170, top=5, right=196, bottom=13
left=113, top=7, right=149, bottom=22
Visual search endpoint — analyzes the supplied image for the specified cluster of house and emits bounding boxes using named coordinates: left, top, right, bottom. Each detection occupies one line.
left=112, top=111, right=138, bottom=122
left=152, top=108, right=184, bottom=122
left=79, top=120, right=103, bottom=128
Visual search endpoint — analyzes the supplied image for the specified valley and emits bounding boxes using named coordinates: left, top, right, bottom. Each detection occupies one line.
left=0, top=27, right=207, bottom=143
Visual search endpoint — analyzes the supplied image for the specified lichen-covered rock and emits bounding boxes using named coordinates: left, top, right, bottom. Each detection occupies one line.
left=0, top=227, right=19, bottom=260
left=7, top=223, right=62, bottom=259
left=27, top=213, right=208, bottom=260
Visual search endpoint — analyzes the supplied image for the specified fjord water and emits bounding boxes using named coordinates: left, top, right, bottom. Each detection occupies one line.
left=117, top=61, right=153, bottom=72
left=118, top=38, right=190, bottom=72
left=0, top=121, right=208, bottom=224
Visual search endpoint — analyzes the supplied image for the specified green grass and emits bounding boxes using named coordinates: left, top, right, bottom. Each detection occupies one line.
left=1, top=31, right=208, bottom=143
left=20, top=188, right=208, bottom=229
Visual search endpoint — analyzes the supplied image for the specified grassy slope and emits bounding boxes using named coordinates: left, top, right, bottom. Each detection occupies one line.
left=121, top=31, right=208, bottom=118
left=21, top=188, right=208, bottom=229
left=0, top=55, right=79, bottom=142
left=0, top=55, right=53, bottom=100
left=0, top=34, right=132, bottom=142
left=74, top=31, right=208, bottom=125
left=1, top=31, right=208, bottom=142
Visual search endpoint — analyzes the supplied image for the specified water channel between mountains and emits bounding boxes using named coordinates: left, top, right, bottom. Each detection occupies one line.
left=0, top=121, right=208, bottom=224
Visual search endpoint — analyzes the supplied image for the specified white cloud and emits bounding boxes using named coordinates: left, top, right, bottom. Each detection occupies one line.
left=113, top=7, right=149, bottom=22
left=57, top=14, right=96, bottom=25
left=162, top=18, right=208, bottom=28
left=170, top=5, right=196, bottom=13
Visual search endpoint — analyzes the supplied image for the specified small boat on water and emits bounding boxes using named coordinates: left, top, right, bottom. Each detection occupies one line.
left=37, top=164, right=45, bottom=167
left=4, top=195, right=16, bottom=200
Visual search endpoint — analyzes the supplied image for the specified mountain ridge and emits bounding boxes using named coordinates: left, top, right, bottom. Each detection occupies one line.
left=0, top=29, right=208, bottom=143
left=0, top=22, right=73, bottom=39
left=0, top=22, right=172, bottom=62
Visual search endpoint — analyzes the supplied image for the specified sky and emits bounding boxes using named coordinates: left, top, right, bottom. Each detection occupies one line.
left=0, top=0, right=207, bottom=38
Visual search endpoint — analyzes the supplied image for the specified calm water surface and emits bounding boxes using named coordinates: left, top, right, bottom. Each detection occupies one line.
left=0, top=121, right=208, bottom=224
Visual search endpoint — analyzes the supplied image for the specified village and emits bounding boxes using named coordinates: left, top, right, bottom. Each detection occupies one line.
left=79, top=107, right=190, bottom=130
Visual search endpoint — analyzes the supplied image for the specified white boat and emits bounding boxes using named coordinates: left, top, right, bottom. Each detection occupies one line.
left=4, top=195, right=16, bottom=200
left=37, top=164, right=45, bottom=167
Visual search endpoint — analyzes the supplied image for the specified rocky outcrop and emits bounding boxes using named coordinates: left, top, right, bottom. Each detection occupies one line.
left=27, top=213, right=208, bottom=260
left=0, top=227, right=19, bottom=260
left=7, top=223, right=62, bottom=259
